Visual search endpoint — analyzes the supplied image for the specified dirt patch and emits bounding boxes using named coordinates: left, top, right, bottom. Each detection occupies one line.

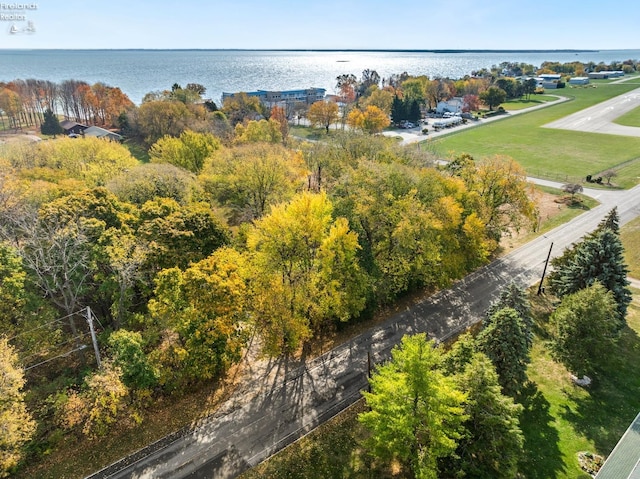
left=0, top=131, right=42, bottom=145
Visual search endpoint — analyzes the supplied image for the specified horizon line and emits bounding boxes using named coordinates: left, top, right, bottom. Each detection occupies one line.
left=1, top=48, right=623, bottom=53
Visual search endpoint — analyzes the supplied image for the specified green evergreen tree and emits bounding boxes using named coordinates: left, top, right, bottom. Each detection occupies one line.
left=359, top=334, right=467, bottom=479
left=40, top=108, right=63, bottom=137
left=550, top=282, right=619, bottom=376
left=442, top=352, right=524, bottom=479
left=408, top=99, right=422, bottom=123
left=390, top=95, right=406, bottom=124
left=485, top=282, right=533, bottom=347
left=476, top=308, right=530, bottom=396
left=548, top=227, right=630, bottom=324
left=596, top=207, right=620, bottom=234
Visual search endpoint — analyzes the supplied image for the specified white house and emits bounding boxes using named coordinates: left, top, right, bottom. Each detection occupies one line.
left=436, top=97, right=464, bottom=114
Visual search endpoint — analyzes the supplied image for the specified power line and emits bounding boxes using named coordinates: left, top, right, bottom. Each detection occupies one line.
left=19, top=331, right=91, bottom=364
left=6, top=314, right=69, bottom=341
left=24, top=344, right=88, bottom=371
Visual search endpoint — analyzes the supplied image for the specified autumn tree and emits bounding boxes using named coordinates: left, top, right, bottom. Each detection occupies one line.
left=149, top=130, right=220, bottom=174
left=0, top=338, right=36, bottom=477
left=346, top=105, right=390, bottom=134
left=479, top=86, right=506, bottom=110
left=247, top=192, right=367, bottom=355
left=450, top=155, right=537, bottom=242
left=362, top=87, right=394, bottom=115
left=222, top=92, right=266, bottom=126
left=462, top=94, right=480, bottom=112
left=201, top=143, right=307, bottom=224
left=58, top=363, right=135, bottom=438
left=359, top=334, right=467, bottom=479
left=549, top=282, right=619, bottom=377
left=137, top=198, right=230, bottom=272
left=147, top=248, right=249, bottom=387
left=234, top=119, right=283, bottom=144
left=270, top=105, right=289, bottom=144
left=135, top=100, right=193, bottom=145
left=106, top=163, right=198, bottom=206
left=307, top=100, right=339, bottom=133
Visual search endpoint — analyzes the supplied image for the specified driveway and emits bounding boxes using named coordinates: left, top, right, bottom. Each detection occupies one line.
left=543, top=86, right=640, bottom=137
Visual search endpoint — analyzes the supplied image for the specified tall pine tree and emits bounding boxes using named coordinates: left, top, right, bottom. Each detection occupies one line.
left=548, top=215, right=630, bottom=325
left=477, top=308, right=531, bottom=397
left=40, top=108, right=63, bottom=137
left=485, top=282, right=533, bottom=347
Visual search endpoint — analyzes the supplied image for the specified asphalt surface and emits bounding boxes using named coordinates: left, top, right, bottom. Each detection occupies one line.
left=86, top=178, right=640, bottom=479
left=544, top=86, right=640, bottom=137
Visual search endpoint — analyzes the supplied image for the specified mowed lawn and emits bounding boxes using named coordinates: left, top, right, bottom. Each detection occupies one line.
left=501, top=95, right=558, bottom=111
left=430, top=83, right=640, bottom=187
left=614, top=104, right=640, bottom=127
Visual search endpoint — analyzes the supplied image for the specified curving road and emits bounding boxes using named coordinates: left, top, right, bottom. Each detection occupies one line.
left=86, top=178, right=640, bottom=479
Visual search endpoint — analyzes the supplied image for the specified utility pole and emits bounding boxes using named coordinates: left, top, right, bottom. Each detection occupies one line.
left=537, top=242, right=554, bottom=295
left=85, top=306, right=102, bottom=368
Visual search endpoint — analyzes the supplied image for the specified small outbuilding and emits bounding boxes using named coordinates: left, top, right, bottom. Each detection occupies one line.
left=83, top=126, right=123, bottom=142
left=569, top=77, right=590, bottom=85
left=60, top=120, right=88, bottom=136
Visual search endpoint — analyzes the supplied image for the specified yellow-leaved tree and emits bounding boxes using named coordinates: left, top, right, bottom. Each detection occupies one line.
left=247, top=192, right=368, bottom=355
left=0, top=338, right=36, bottom=477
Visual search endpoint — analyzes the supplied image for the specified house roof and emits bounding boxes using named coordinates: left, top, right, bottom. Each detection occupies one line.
left=60, top=120, right=87, bottom=130
left=83, top=126, right=123, bottom=140
left=595, top=412, right=640, bottom=479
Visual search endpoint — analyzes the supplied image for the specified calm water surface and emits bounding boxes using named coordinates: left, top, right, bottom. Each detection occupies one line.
left=2, top=49, right=639, bottom=104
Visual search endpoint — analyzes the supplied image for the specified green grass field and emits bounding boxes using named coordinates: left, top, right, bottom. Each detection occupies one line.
left=501, top=95, right=558, bottom=111
left=430, top=83, right=640, bottom=188
left=613, top=105, right=640, bottom=127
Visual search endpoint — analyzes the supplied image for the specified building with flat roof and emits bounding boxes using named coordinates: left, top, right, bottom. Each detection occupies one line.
left=222, top=88, right=326, bottom=106
left=569, top=77, right=590, bottom=85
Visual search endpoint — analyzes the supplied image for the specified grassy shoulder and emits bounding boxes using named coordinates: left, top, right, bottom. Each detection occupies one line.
left=430, top=83, right=640, bottom=188
left=613, top=105, right=640, bottom=127
left=500, top=95, right=558, bottom=111
left=621, top=216, right=640, bottom=278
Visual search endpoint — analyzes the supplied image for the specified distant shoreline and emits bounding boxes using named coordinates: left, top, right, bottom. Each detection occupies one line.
left=0, top=48, right=605, bottom=53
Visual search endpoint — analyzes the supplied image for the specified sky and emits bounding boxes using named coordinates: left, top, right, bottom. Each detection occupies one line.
left=2, top=0, right=639, bottom=50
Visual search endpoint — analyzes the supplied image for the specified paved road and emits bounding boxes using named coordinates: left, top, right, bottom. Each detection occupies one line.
left=544, top=86, right=640, bottom=137
left=87, top=179, right=640, bottom=479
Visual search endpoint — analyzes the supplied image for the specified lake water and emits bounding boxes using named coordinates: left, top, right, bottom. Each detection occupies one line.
left=2, top=49, right=640, bottom=105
